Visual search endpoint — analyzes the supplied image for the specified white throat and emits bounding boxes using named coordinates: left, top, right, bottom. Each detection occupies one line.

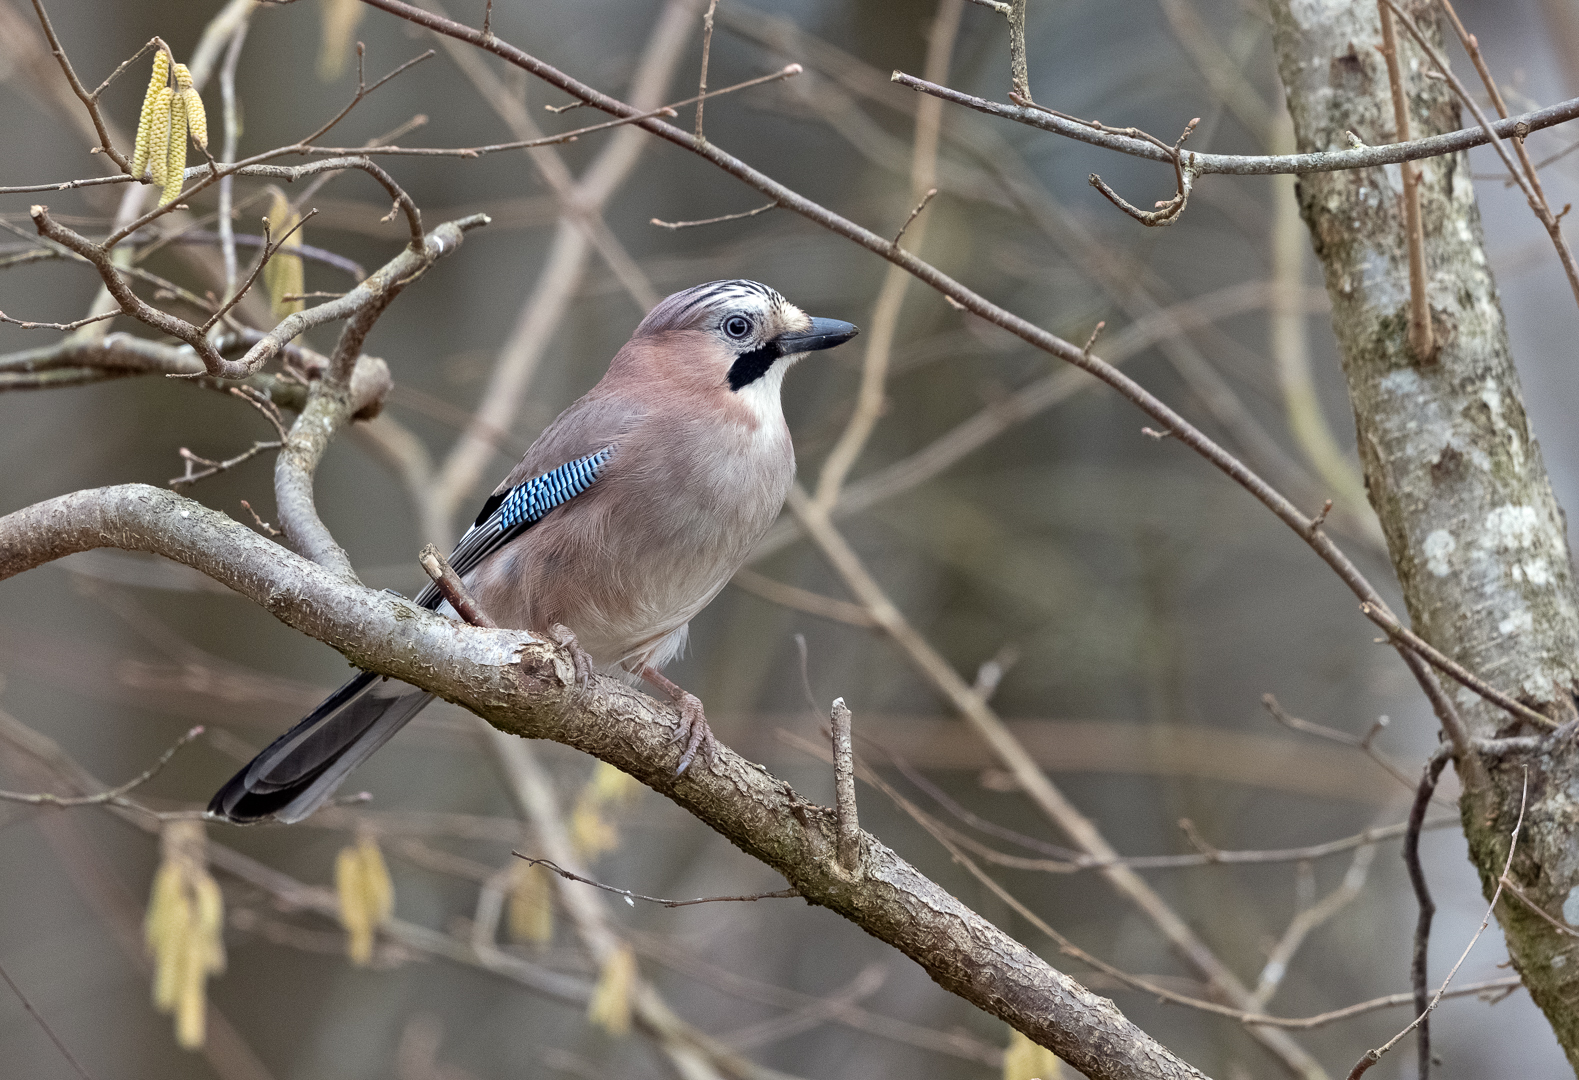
left=734, top=359, right=792, bottom=432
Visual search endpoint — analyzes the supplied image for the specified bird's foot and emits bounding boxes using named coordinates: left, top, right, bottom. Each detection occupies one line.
left=641, top=665, right=717, bottom=775
left=547, top=623, right=595, bottom=689
left=672, top=692, right=717, bottom=776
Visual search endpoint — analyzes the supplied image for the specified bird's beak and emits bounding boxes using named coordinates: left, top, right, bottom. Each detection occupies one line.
left=777, top=317, right=859, bottom=354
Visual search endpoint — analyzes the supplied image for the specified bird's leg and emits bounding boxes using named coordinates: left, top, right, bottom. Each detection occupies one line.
left=640, top=666, right=716, bottom=775
left=547, top=623, right=596, bottom=689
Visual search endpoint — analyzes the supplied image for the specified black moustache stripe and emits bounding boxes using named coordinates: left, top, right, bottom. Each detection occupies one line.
left=727, top=342, right=778, bottom=391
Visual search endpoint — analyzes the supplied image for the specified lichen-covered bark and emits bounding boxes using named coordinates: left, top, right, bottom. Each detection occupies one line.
left=1267, top=1, right=1579, bottom=1067
left=0, top=484, right=1211, bottom=1080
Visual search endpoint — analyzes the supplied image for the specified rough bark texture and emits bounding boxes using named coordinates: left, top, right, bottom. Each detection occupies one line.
left=0, top=484, right=1212, bottom=1080
left=1268, top=1, right=1579, bottom=1068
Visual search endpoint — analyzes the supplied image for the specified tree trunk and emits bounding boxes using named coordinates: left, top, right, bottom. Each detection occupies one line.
left=1267, top=0, right=1579, bottom=1069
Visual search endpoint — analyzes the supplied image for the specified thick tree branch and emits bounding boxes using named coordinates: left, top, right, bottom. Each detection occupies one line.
left=0, top=483, right=1209, bottom=1080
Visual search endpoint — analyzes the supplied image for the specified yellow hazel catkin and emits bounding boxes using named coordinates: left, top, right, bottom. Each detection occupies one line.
left=587, top=945, right=636, bottom=1036
left=1003, top=1029, right=1062, bottom=1080
left=336, top=834, right=393, bottom=966
left=145, top=87, right=174, bottom=187
left=507, top=861, right=554, bottom=945
left=143, top=822, right=224, bottom=1050
left=173, top=63, right=207, bottom=150
left=161, top=90, right=188, bottom=206
left=131, top=49, right=171, bottom=180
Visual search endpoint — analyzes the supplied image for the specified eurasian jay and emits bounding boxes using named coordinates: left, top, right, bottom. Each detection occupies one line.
left=209, top=279, right=858, bottom=823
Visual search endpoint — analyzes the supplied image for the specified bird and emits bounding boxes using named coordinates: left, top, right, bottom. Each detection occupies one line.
left=208, top=279, right=858, bottom=824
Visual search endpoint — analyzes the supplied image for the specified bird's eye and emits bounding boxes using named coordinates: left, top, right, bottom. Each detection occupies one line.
left=723, top=315, right=753, bottom=340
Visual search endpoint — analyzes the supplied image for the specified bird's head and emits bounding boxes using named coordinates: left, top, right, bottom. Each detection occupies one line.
left=632, top=279, right=858, bottom=394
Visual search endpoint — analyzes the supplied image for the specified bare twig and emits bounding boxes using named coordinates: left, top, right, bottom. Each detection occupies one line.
left=839, top=732, right=1508, bottom=1037
left=892, top=186, right=938, bottom=245
left=0, top=309, right=118, bottom=332
left=238, top=499, right=279, bottom=536
left=783, top=488, right=1328, bottom=1076
left=162, top=230, right=367, bottom=280
left=0, top=725, right=203, bottom=809
left=1007, top=0, right=1031, bottom=101
left=170, top=440, right=282, bottom=488
left=1380, top=0, right=1579, bottom=313
left=201, top=209, right=316, bottom=333
left=290, top=65, right=802, bottom=159
left=1249, top=842, right=1379, bottom=1010
left=1408, top=745, right=1446, bottom=1080
left=513, top=857, right=798, bottom=908
left=650, top=201, right=778, bottom=229
left=1499, top=874, right=1579, bottom=938
left=28, top=0, right=133, bottom=173
left=811, top=0, right=961, bottom=514
left=417, top=544, right=496, bottom=627
left=849, top=731, right=1460, bottom=871
left=695, top=0, right=720, bottom=141
left=1262, top=694, right=1426, bottom=796
left=891, top=71, right=1579, bottom=176
left=217, top=14, right=250, bottom=297
left=830, top=698, right=861, bottom=876
left=1088, top=117, right=1200, bottom=227
left=1359, top=602, right=1558, bottom=729
left=1350, top=767, right=1530, bottom=1079
left=1377, top=0, right=1435, bottom=361
left=0, top=959, right=94, bottom=1080
left=29, top=206, right=230, bottom=373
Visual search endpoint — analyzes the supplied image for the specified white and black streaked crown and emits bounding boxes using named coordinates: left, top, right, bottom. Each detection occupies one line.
left=637, top=279, right=792, bottom=336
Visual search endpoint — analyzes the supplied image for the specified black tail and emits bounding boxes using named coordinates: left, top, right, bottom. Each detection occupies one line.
left=208, top=672, right=434, bottom=823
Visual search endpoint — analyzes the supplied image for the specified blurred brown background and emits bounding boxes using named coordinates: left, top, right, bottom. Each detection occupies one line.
left=2, top=0, right=1577, bottom=1076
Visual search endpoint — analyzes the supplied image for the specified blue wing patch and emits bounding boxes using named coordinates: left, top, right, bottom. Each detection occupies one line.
left=415, top=445, right=614, bottom=610
left=493, top=448, right=610, bottom=532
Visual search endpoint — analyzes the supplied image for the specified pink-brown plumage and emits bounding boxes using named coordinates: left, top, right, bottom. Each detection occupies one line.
left=468, top=302, right=802, bottom=670
left=209, top=280, right=856, bottom=821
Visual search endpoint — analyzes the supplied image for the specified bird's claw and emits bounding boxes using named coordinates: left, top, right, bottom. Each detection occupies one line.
left=547, top=623, right=595, bottom=689
left=672, top=692, right=717, bottom=775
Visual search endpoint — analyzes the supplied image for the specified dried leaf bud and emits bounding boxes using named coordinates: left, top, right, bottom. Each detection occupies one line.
left=507, top=861, right=554, bottom=945
left=145, top=87, right=174, bottom=187
left=335, top=831, right=393, bottom=966
left=1002, top=1028, right=1062, bottom=1080
left=160, top=89, right=188, bottom=207
left=586, top=944, right=636, bottom=1036
left=131, top=49, right=172, bottom=180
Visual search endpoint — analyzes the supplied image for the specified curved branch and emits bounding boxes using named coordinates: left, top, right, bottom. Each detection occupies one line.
left=893, top=72, right=1579, bottom=176
left=0, top=334, right=391, bottom=417
left=237, top=213, right=486, bottom=380
left=0, top=483, right=1210, bottom=1080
